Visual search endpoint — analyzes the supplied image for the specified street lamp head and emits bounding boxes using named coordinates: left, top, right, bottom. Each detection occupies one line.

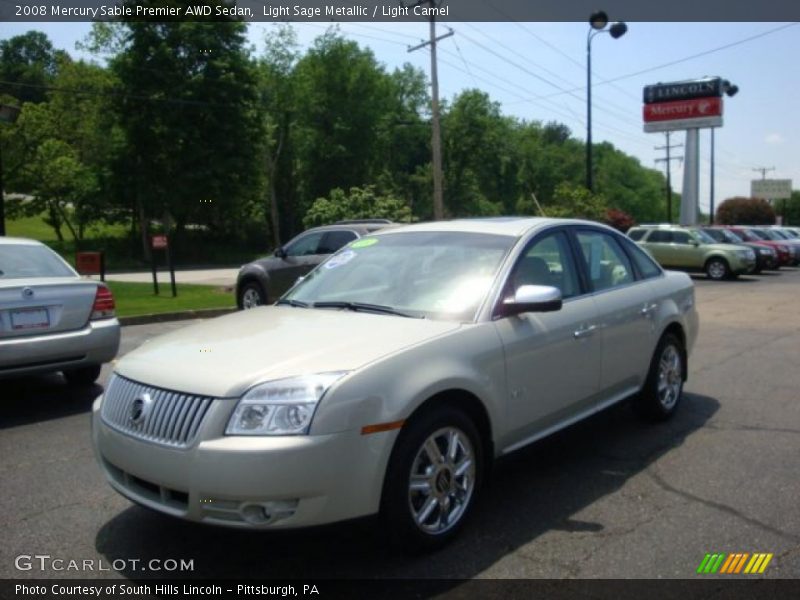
left=589, top=11, right=609, bottom=30
left=609, top=21, right=628, bottom=39
left=722, top=80, right=739, bottom=97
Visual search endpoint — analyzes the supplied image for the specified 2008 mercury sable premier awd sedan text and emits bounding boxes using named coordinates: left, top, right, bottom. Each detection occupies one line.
left=92, top=218, right=698, bottom=551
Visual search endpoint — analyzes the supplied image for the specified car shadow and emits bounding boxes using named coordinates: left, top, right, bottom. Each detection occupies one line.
left=95, top=392, right=718, bottom=582
left=0, top=374, right=102, bottom=429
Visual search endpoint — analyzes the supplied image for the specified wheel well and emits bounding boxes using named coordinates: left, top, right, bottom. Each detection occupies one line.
left=661, top=322, right=688, bottom=382
left=237, top=276, right=267, bottom=304
left=704, top=255, right=728, bottom=268
left=406, top=389, right=494, bottom=467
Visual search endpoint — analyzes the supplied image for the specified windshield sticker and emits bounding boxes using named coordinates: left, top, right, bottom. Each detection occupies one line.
left=351, top=237, right=378, bottom=249
left=325, top=250, right=356, bottom=269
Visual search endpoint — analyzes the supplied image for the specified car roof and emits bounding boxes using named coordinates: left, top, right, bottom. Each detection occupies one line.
left=373, top=217, right=605, bottom=238
left=0, top=236, right=45, bottom=246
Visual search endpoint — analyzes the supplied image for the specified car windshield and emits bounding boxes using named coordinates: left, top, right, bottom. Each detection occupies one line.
left=751, top=228, right=781, bottom=241
left=712, top=229, right=743, bottom=243
left=283, top=231, right=515, bottom=321
left=692, top=229, right=716, bottom=244
left=782, top=229, right=799, bottom=238
left=769, top=230, right=789, bottom=240
left=0, top=245, right=75, bottom=279
left=744, top=229, right=768, bottom=241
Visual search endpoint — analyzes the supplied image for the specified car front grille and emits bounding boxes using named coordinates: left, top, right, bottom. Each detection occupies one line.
left=101, top=374, right=214, bottom=448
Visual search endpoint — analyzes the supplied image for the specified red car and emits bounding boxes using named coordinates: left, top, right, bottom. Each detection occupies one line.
left=724, top=227, right=794, bottom=267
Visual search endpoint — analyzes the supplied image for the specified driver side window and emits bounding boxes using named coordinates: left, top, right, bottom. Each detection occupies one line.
left=285, top=232, right=324, bottom=257
left=507, top=231, right=580, bottom=299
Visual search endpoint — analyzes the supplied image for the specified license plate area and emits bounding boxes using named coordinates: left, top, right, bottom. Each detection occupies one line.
left=10, top=307, right=50, bottom=331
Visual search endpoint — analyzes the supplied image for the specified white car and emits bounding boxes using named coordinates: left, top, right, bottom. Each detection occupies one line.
left=92, top=218, right=697, bottom=551
left=0, top=237, right=120, bottom=384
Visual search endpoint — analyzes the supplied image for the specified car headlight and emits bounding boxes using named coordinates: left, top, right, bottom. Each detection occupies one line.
left=779, top=245, right=789, bottom=253
left=736, top=249, right=754, bottom=259
left=759, top=247, right=775, bottom=256
left=226, top=372, right=349, bottom=436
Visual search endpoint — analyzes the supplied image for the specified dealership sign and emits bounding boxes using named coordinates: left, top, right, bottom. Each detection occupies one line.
left=643, top=77, right=723, bottom=104
left=642, top=78, right=724, bottom=133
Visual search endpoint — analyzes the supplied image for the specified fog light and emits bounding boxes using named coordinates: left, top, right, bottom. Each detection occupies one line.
left=239, top=500, right=298, bottom=525
left=241, top=504, right=271, bottom=524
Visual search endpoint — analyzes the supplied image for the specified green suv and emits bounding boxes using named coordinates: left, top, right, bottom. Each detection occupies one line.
left=627, top=225, right=756, bottom=280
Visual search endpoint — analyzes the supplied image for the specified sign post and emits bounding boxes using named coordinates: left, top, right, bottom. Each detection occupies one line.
left=751, top=179, right=793, bottom=225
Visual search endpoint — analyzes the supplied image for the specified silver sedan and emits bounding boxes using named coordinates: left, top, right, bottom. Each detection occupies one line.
left=0, top=237, right=120, bottom=384
left=92, top=218, right=697, bottom=551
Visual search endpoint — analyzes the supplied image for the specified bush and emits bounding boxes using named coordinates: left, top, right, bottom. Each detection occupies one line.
left=604, top=208, right=636, bottom=232
left=716, top=197, right=776, bottom=225
left=303, top=186, right=414, bottom=228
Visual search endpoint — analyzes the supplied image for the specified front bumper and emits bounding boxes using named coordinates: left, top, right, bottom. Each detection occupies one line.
left=92, top=395, right=395, bottom=529
left=730, top=255, right=757, bottom=274
left=0, top=318, right=120, bottom=378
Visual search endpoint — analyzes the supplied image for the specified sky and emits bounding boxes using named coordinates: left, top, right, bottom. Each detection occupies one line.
left=4, top=20, right=799, bottom=216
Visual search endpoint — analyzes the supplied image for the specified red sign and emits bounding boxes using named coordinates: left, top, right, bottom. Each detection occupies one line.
left=75, top=252, right=103, bottom=275
left=643, top=97, right=722, bottom=123
left=151, top=235, right=168, bottom=250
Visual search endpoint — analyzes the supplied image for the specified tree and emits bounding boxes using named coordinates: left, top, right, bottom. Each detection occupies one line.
left=105, top=6, right=264, bottom=256
left=258, top=25, right=300, bottom=248
left=303, top=186, right=414, bottom=228
left=783, top=190, right=800, bottom=226
left=292, top=32, right=395, bottom=225
left=0, top=31, right=65, bottom=104
left=716, top=197, right=776, bottom=225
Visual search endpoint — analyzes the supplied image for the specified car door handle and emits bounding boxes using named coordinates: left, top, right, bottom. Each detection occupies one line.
left=640, top=303, right=658, bottom=317
left=573, top=325, right=597, bottom=339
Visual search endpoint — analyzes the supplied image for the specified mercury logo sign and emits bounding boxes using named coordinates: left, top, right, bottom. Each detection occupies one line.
left=22, top=287, right=34, bottom=299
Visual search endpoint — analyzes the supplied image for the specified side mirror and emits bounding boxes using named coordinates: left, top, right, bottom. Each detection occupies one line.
left=691, top=240, right=700, bottom=246
left=274, top=247, right=287, bottom=259
left=500, top=285, right=562, bottom=317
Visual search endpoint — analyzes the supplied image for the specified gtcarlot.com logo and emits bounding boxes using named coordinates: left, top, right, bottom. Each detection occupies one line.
left=14, top=554, right=194, bottom=573
left=697, top=552, right=773, bottom=574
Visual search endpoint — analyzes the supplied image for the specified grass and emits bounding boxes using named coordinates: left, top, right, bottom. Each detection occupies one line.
left=105, top=281, right=235, bottom=317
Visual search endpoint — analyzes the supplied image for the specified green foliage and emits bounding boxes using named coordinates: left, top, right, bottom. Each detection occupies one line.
left=716, top=197, right=776, bottom=225
left=544, top=182, right=608, bottom=222
left=0, top=31, right=65, bottom=103
left=303, top=186, right=414, bottom=228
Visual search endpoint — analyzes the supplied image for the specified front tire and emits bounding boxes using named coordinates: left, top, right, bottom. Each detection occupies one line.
left=63, top=365, right=102, bottom=386
left=381, top=406, right=483, bottom=553
left=238, top=281, right=266, bottom=309
left=705, top=257, right=730, bottom=281
left=635, top=333, right=685, bottom=422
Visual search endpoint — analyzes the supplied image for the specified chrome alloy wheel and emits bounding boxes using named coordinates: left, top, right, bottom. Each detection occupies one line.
left=657, top=344, right=682, bottom=411
left=241, top=286, right=263, bottom=309
left=408, top=426, right=476, bottom=535
left=707, top=260, right=727, bottom=280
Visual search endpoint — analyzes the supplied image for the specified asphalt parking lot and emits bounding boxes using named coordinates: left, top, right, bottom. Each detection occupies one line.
left=2, top=269, right=799, bottom=580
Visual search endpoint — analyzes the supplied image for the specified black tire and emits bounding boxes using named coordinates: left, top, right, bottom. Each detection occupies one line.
left=63, top=365, right=102, bottom=386
left=705, top=257, right=730, bottom=281
left=381, top=405, right=483, bottom=553
left=238, top=280, right=267, bottom=309
left=634, top=333, right=685, bottom=422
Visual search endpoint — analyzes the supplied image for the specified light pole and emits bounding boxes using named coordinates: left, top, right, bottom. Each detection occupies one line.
left=709, top=80, right=738, bottom=224
left=586, top=12, right=627, bottom=193
left=0, top=103, right=22, bottom=237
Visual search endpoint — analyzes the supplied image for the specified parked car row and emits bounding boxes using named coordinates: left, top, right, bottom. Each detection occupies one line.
left=627, top=224, right=799, bottom=280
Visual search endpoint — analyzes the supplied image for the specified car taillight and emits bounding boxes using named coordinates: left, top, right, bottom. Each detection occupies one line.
left=91, top=284, right=116, bottom=320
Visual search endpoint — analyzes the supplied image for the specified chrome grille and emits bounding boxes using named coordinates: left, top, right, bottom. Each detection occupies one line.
left=101, top=374, right=214, bottom=448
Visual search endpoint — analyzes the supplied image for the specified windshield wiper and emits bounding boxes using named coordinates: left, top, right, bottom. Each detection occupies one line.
left=275, top=298, right=309, bottom=308
left=312, top=301, right=423, bottom=319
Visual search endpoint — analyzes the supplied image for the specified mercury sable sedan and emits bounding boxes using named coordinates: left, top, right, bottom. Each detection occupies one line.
left=1, top=237, right=119, bottom=383
left=93, top=218, right=698, bottom=551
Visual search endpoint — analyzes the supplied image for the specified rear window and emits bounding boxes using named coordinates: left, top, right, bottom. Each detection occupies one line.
left=0, top=244, right=75, bottom=279
left=628, top=229, right=646, bottom=241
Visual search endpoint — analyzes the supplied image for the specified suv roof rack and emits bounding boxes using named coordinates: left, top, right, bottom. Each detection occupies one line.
left=334, top=218, right=394, bottom=224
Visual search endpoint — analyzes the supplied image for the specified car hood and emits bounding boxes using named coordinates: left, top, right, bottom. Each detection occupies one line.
left=115, top=306, right=461, bottom=398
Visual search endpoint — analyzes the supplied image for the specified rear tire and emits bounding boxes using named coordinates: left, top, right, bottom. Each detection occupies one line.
left=63, top=365, right=102, bottom=386
left=705, top=257, right=730, bottom=281
left=381, top=405, right=483, bottom=553
left=634, top=333, right=685, bottom=422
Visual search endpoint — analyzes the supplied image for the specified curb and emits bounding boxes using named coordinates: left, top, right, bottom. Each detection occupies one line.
left=119, top=307, right=237, bottom=327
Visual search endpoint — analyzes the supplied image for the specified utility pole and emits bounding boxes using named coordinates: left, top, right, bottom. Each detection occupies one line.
left=655, top=131, right=683, bottom=223
left=752, top=166, right=775, bottom=180
left=408, top=2, right=453, bottom=221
